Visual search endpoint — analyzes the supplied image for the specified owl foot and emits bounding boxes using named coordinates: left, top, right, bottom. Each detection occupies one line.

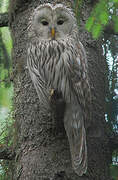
left=49, top=89, right=55, bottom=100
left=49, top=89, right=63, bottom=103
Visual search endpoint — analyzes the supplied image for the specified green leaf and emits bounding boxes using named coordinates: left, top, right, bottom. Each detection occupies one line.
left=92, top=23, right=102, bottom=38
left=99, top=11, right=109, bottom=25
left=85, top=17, right=95, bottom=31
left=112, top=0, right=118, bottom=3
left=114, top=21, right=118, bottom=32
left=112, top=15, right=118, bottom=32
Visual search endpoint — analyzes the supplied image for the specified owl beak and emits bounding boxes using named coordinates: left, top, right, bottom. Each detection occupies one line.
left=51, top=28, right=55, bottom=40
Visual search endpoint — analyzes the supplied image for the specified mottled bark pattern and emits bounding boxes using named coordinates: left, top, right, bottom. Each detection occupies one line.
left=9, top=0, right=111, bottom=179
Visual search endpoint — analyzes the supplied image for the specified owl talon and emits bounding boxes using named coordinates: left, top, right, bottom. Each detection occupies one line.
left=49, top=89, right=55, bottom=100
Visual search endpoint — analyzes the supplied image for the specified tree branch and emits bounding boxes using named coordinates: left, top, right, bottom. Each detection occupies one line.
left=0, top=145, right=15, bottom=160
left=0, top=13, right=9, bottom=27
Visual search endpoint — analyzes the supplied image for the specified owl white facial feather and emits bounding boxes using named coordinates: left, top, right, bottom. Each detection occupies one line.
left=28, top=3, right=77, bottom=41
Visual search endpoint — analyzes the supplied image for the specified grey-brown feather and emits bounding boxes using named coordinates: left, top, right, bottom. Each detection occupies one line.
left=27, top=3, right=91, bottom=176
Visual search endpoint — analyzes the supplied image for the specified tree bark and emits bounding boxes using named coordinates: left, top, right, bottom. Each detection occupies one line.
left=9, top=0, right=112, bottom=179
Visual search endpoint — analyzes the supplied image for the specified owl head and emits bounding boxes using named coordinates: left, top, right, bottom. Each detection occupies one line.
left=29, top=3, right=77, bottom=41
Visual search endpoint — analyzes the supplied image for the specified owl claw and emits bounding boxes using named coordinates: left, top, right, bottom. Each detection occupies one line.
left=49, top=89, right=55, bottom=100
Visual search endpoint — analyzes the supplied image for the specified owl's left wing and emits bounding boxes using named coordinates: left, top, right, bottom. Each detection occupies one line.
left=64, top=41, right=91, bottom=176
left=72, top=41, right=91, bottom=124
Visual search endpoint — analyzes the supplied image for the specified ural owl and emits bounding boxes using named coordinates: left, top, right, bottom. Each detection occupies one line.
left=27, top=3, right=91, bottom=176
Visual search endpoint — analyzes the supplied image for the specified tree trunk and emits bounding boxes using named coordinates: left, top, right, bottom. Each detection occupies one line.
left=9, top=0, right=111, bottom=179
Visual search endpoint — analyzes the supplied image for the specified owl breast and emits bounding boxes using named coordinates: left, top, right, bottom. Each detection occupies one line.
left=36, top=40, right=76, bottom=102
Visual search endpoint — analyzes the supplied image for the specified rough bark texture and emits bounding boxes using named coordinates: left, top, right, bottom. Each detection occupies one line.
left=9, top=0, right=111, bottom=179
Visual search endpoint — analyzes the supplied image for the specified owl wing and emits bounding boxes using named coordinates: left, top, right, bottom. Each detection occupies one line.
left=73, top=41, right=91, bottom=125
left=64, top=41, right=91, bottom=176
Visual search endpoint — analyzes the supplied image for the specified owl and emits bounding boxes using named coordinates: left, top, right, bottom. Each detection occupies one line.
left=27, top=3, right=91, bottom=176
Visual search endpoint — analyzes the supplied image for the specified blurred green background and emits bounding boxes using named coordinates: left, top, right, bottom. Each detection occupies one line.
left=0, top=1, right=13, bottom=179
left=0, top=0, right=13, bottom=136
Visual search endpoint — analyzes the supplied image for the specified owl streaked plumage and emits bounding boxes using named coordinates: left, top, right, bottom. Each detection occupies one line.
left=27, top=3, right=91, bottom=176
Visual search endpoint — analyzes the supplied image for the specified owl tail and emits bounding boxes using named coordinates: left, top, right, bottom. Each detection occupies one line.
left=64, top=102, right=87, bottom=176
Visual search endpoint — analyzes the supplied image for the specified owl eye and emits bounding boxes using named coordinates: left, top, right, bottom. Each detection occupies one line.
left=57, top=19, right=64, bottom=25
left=41, top=20, right=49, bottom=26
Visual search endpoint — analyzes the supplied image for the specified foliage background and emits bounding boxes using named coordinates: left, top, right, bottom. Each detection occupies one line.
left=0, top=0, right=13, bottom=179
